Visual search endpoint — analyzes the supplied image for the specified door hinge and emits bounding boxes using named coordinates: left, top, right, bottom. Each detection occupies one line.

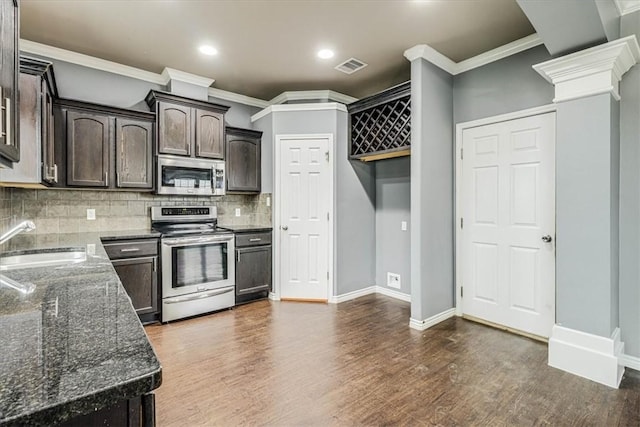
left=460, top=217, right=464, bottom=229
left=327, top=271, right=329, bottom=280
left=461, top=286, right=463, bottom=298
left=325, top=151, right=329, bottom=162
left=327, top=212, right=329, bottom=221
left=460, top=148, right=463, bottom=160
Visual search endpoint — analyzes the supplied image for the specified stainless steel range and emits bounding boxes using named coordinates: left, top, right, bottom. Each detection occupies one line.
left=151, top=206, right=235, bottom=322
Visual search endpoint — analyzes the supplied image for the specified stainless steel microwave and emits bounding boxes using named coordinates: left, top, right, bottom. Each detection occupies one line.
left=156, top=155, right=225, bottom=196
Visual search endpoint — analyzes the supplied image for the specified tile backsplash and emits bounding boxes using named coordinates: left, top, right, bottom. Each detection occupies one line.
left=6, top=188, right=272, bottom=235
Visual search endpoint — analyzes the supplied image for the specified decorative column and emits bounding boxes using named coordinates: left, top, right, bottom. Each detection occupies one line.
left=533, top=35, right=640, bottom=388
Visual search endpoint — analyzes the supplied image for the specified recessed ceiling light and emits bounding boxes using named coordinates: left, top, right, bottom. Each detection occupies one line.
left=198, top=45, right=218, bottom=56
left=317, top=49, right=335, bottom=59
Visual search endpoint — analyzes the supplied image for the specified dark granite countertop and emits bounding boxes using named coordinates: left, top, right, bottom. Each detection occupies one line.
left=99, top=229, right=161, bottom=242
left=218, top=224, right=273, bottom=233
left=0, top=232, right=162, bottom=426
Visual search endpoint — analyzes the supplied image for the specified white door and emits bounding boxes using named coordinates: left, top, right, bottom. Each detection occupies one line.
left=461, top=112, right=555, bottom=338
left=279, top=136, right=331, bottom=301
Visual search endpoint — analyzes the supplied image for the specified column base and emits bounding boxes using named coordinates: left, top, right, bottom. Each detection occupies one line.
left=548, top=324, right=625, bottom=388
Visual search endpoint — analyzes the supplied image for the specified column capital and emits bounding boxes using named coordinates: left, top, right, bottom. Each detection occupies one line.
left=533, top=35, right=640, bottom=103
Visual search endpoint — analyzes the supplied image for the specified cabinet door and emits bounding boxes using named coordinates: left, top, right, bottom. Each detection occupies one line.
left=158, top=102, right=191, bottom=156
left=66, top=111, right=110, bottom=187
left=226, top=136, right=261, bottom=192
left=195, top=108, right=224, bottom=159
left=0, top=0, right=20, bottom=162
left=236, top=246, right=272, bottom=297
left=42, top=83, right=57, bottom=184
left=116, top=118, right=153, bottom=189
left=112, top=256, right=158, bottom=316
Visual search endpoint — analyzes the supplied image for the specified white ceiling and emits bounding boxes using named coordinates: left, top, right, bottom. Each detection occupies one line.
left=20, top=0, right=535, bottom=100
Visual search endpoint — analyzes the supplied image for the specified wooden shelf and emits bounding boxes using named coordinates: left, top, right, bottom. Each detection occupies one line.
left=348, top=82, right=410, bottom=161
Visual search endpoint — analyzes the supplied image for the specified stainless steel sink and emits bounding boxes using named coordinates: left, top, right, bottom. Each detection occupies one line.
left=0, top=249, right=87, bottom=271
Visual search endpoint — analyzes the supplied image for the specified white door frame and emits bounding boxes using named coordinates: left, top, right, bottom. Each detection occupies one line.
left=454, top=104, right=557, bottom=317
left=272, top=133, right=335, bottom=301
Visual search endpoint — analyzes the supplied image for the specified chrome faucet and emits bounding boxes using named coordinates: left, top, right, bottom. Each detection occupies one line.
left=0, top=221, right=36, bottom=245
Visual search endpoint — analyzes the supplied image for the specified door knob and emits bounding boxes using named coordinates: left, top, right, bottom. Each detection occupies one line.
left=281, top=226, right=288, bottom=231
left=541, top=235, right=553, bottom=243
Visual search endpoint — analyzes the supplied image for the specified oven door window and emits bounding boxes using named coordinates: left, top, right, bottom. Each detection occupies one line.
left=172, top=243, right=228, bottom=287
left=161, top=165, right=213, bottom=190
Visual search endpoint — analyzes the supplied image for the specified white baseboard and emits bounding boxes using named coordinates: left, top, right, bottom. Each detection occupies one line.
left=268, top=292, right=280, bottom=301
left=374, top=286, right=411, bottom=302
left=409, top=308, right=456, bottom=331
left=328, top=285, right=411, bottom=304
left=548, top=325, right=625, bottom=388
left=328, top=286, right=376, bottom=304
left=619, top=353, right=640, bottom=371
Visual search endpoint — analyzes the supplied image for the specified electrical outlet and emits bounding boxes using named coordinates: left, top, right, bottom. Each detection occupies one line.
left=266, top=196, right=271, bottom=207
left=86, top=244, right=96, bottom=256
left=387, top=272, right=401, bottom=289
left=235, top=208, right=241, bottom=217
left=86, top=209, right=96, bottom=220
left=401, top=221, right=407, bottom=231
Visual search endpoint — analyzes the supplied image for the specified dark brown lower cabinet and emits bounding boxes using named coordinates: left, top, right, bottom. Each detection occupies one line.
left=103, top=238, right=160, bottom=323
left=55, top=393, right=155, bottom=427
left=235, top=230, right=272, bottom=305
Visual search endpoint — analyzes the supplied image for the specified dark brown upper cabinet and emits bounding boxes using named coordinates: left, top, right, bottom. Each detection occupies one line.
left=55, top=99, right=155, bottom=190
left=195, top=109, right=224, bottom=159
left=116, top=118, right=153, bottom=189
left=67, top=111, right=110, bottom=187
left=0, top=0, right=20, bottom=165
left=146, top=90, right=229, bottom=160
left=158, top=102, right=191, bottom=156
left=225, top=126, right=262, bottom=194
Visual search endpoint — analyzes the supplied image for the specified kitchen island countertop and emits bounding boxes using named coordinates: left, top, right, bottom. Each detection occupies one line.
left=0, top=231, right=162, bottom=426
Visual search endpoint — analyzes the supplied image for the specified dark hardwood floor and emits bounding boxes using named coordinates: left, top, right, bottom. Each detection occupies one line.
left=145, top=295, right=640, bottom=426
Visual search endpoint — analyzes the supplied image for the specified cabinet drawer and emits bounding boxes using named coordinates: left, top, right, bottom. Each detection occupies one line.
left=103, top=240, right=158, bottom=259
left=235, top=231, right=272, bottom=247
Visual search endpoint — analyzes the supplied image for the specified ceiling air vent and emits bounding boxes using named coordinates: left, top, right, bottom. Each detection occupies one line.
left=335, top=57, right=368, bottom=75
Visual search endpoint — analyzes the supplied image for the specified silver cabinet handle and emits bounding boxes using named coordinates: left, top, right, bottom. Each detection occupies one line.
left=120, top=248, right=141, bottom=253
left=281, top=226, right=288, bottom=231
left=4, top=95, right=10, bottom=145
left=0, top=86, right=3, bottom=142
left=104, top=171, right=108, bottom=186
left=542, top=235, right=553, bottom=243
left=52, top=164, right=58, bottom=183
left=249, top=238, right=262, bottom=242
left=237, top=251, right=240, bottom=263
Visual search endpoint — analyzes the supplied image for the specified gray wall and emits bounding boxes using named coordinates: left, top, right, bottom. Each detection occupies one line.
left=556, top=93, right=619, bottom=338
left=267, top=109, right=376, bottom=296
left=619, top=10, right=640, bottom=356
left=375, top=157, right=411, bottom=294
left=516, top=0, right=608, bottom=55
left=453, top=45, right=553, bottom=124
left=410, top=58, right=454, bottom=321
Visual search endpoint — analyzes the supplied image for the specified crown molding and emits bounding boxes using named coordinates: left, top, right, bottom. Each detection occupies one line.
left=403, top=34, right=543, bottom=75
left=533, top=35, right=640, bottom=102
left=403, top=44, right=457, bottom=74
left=161, top=67, right=214, bottom=88
left=20, top=39, right=166, bottom=85
left=269, top=90, right=357, bottom=105
left=613, top=0, right=640, bottom=16
left=456, top=34, right=543, bottom=73
left=207, top=87, right=269, bottom=108
left=251, top=102, right=347, bottom=123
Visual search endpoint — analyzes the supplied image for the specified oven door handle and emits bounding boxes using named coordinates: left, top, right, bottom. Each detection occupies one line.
left=162, top=235, right=233, bottom=246
left=163, top=286, right=234, bottom=304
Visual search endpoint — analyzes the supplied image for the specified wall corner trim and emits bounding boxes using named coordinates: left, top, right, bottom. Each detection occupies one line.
left=548, top=325, right=625, bottom=388
left=328, top=286, right=411, bottom=304
left=409, top=308, right=456, bottom=331
left=250, top=102, right=348, bottom=123
left=403, top=34, right=543, bottom=75
left=268, top=90, right=357, bottom=106
left=375, top=286, right=411, bottom=302
left=613, top=0, right=640, bottom=16
left=161, top=67, right=214, bottom=88
left=533, top=35, right=640, bottom=103
left=207, top=87, right=269, bottom=108
left=619, top=353, right=640, bottom=371
left=268, top=292, right=281, bottom=301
